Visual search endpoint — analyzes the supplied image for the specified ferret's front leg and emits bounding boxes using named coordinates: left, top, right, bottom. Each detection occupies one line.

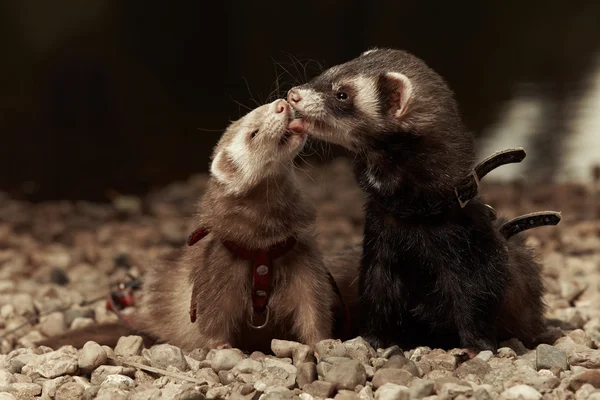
left=289, top=280, right=334, bottom=349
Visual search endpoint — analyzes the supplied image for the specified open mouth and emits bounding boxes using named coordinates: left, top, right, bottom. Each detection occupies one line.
left=279, top=129, right=294, bottom=145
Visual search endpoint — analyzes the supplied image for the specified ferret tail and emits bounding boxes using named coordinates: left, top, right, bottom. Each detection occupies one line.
left=35, top=322, right=157, bottom=350
left=498, top=211, right=562, bottom=239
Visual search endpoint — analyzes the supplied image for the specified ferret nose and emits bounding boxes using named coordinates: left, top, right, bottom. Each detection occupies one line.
left=287, top=89, right=302, bottom=104
left=275, top=99, right=289, bottom=114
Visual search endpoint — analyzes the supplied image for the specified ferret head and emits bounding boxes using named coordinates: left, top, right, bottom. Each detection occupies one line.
left=210, top=99, right=306, bottom=194
left=287, top=48, right=465, bottom=152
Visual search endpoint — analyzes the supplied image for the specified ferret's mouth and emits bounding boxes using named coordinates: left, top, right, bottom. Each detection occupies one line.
left=279, top=129, right=295, bottom=145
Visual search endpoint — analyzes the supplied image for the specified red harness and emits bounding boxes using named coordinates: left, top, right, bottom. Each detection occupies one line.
left=187, top=227, right=297, bottom=327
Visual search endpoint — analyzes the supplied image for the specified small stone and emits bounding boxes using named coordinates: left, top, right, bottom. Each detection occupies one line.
left=358, top=386, right=374, bottom=400
left=498, top=339, right=527, bottom=355
left=497, top=347, right=517, bottom=359
left=63, top=308, right=95, bottom=327
left=114, top=335, right=144, bottom=358
left=39, top=312, right=67, bottom=337
left=0, top=394, right=16, bottom=400
left=474, top=385, right=495, bottom=400
left=296, top=362, right=317, bottom=388
left=27, top=349, right=78, bottom=379
left=536, top=344, right=568, bottom=371
left=575, top=384, right=596, bottom=400
left=101, top=374, right=135, bottom=389
left=570, top=370, right=600, bottom=390
left=316, top=339, right=348, bottom=358
left=374, top=383, right=410, bottom=400
left=475, top=351, right=493, bottom=362
left=71, top=317, right=95, bottom=330
left=325, top=360, right=367, bottom=391
left=188, top=348, right=208, bottom=361
left=381, top=346, right=404, bottom=359
left=437, top=379, right=473, bottom=398
left=0, top=369, right=14, bottom=385
left=150, top=344, right=189, bottom=371
left=383, top=355, right=420, bottom=377
left=303, top=380, right=335, bottom=398
left=50, top=267, right=70, bottom=285
left=11, top=294, right=35, bottom=317
left=41, top=376, right=73, bottom=399
left=78, top=341, right=107, bottom=371
left=91, top=366, right=135, bottom=385
left=272, top=339, right=301, bottom=358
left=344, top=337, right=377, bottom=364
left=234, top=358, right=263, bottom=374
left=8, top=382, right=42, bottom=398
left=500, top=384, right=541, bottom=400
left=211, top=349, right=244, bottom=372
left=372, top=369, right=414, bottom=389
left=336, top=390, right=361, bottom=400
left=454, top=358, right=491, bottom=379
left=292, top=345, right=316, bottom=365
left=56, top=381, right=85, bottom=399
left=569, top=349, right=600, bottom=369
left=421, top=350, right=457, bottom=371
left=410, top=379, right=434, bottom=399
left=130, top=388, right=162, bottom=400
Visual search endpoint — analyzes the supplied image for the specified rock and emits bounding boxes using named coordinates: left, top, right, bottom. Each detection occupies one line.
left=25, top=349, right=78, bottom=379
left=536, top=344, right=568, bottom=371
left=188, top=348, right=208, bottom=362
left=436, top=379, right=473, bottom=398
left=344, top=337, right=377, bottom=364
left=498, top=339, right=528, bottom=355
left=421, top=350, right=457, bottom=371
left=71, top=317, right=95, bottom=329
left=101, top=374, right=135, bottom=389
left=0, top=394, right=16, bottom=400
left=211, top=349, right=244, bottom=372
left=569, top=349, right=600, bottom=369
left=11, top=294, right=35, bottom=317
left=475, top=351, right=493, bottom=362
left=474, top=385, right=495, bottom=400
left=296, top=362, right=317, bottom=388
left=91, top=366, right=136, bottom=385
left=252, top=361, right=297, bottom=390
left=114, top=335, right=144, bottom=358
left=63, top=308, right=95, bottom=327
left=78, top=341, right=107, bottom=371
left=272, top=339, right=301, bottom=358
left=381, top=346, right=404, bottom=359
left=316, top=339, right=348, bottom=359
left=41, top=376, right=73, bottom=399
left=303, top=380, right=335, bottom=398
left=0, top=369, right=14, bottom=385
left=8, top=382, right=42, bottom=398
left=410, top=379, right=434, bottom=399
left=374, top=383, right=410, bottom=400
left=575, top=384, right=596, bottom=400
left=383, top=355, right=420, bottom=377
left=499, top=385, right=542, bottom=400
left=454, top=358, right=491, bottom=379
left=130, top=388, right=163, bottom=400
left=150, top=344, right=189, bottom=371
left=39, top=311, right=67, bottom=337
left=233, top=358, right=263, bottom=374
left=497, top=347, right=517, bottom=359
left=325, top=360, right=367, bottom=391
left=336, top=390, right=361, bottom=400
left=55, top=381, right=85, bottom=400
left=372, top=369, right=414, bottom=389
left=358, top=386, right=374, bottom=400
left=292, top=345, right=315, bottom=365
left=570, top=370, right=600, bottom=390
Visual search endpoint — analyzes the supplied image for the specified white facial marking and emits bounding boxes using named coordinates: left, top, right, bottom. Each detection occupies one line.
left=351, top=75, right=380, bottom=120
left=210, top=150, right=231, bottom=184
left=385, top=72, right=414, bottom=118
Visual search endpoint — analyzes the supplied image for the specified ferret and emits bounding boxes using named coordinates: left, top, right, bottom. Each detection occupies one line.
left=37, top=99, right=344, bottom=353
left=286, top=48, right=560, bottom=353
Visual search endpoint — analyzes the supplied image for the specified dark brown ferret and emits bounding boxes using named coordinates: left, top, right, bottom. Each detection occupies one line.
left=38, top=99, right=339, bottom=353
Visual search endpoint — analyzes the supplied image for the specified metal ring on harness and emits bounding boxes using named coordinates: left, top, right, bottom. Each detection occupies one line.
left=248, top=306, right=270, bottom=330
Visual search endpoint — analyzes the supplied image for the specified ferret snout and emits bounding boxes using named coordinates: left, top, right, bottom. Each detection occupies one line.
left=287, top=89, right=302, bottom=105
left=274, top=99, right=290, bottom=114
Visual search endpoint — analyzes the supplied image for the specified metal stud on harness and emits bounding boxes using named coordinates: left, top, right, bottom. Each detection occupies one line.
left=453, top=147, right=561, bottom=238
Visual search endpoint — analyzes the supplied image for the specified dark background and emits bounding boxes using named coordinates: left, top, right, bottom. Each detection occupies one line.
left=1, top=1, right=599, bottom=201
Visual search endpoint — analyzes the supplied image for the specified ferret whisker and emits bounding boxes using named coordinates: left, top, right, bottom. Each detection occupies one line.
left=273, top=58, right=302, bottom=87
left=229, top=96, right=252, bottom=114
left=241, top=77, right=261, bottom=107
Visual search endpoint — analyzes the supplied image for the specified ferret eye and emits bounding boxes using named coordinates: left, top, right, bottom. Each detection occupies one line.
left=336, top=92, right=349, bottom=100
left=250, top=130, right=259, bottom=139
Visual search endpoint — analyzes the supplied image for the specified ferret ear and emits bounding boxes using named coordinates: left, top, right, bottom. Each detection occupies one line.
left=210, top=150, right=237, bottom=184
left=382, top=72, right=414, bottom=120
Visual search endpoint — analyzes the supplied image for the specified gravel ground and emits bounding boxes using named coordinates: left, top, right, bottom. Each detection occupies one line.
left=1, top=158, right=600, bottom=400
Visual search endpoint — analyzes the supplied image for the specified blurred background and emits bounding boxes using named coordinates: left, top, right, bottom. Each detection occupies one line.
left=1, top=0, right=599, bottom=201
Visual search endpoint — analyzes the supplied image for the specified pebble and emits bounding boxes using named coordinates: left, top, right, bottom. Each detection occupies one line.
left=410, top=379, right=434, bottom=399
left=344, top=337, right=377, bottom=364
left=114, top=335, right=144, bottom=357
left=211, top=349, right=244, bottom=372
left=500, top=384, right=542, bottom=400
left=325, top=360, right=367, bottom=390
left=570, top=370, right=600, bottom=390
left=374, top=383, right=410, bottom=400
left=78, top=341, right=108, bottom=371
left=372, top=368, right=414, bottom=389
left=296, top=362, right=317, bottom=388
left=536, top=344, right=569, bottom=371
left=150, top=344, right=189, bottom=371
left=316, top=339, right=348, bottom=358
left=25, top=348, right=78, bottom=379
left=8, top=382, right=42, bottom=398
left=475, top=351, right=493, bottom=362
left=454, top=358, right=491, bottom=379
left=55, top=381, right=86, bottom=399
left=71, top=317, right=95, bottom=329
left=39, top=311, right=67, bottom=337
left=303, top=380, right=335, bottom=398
